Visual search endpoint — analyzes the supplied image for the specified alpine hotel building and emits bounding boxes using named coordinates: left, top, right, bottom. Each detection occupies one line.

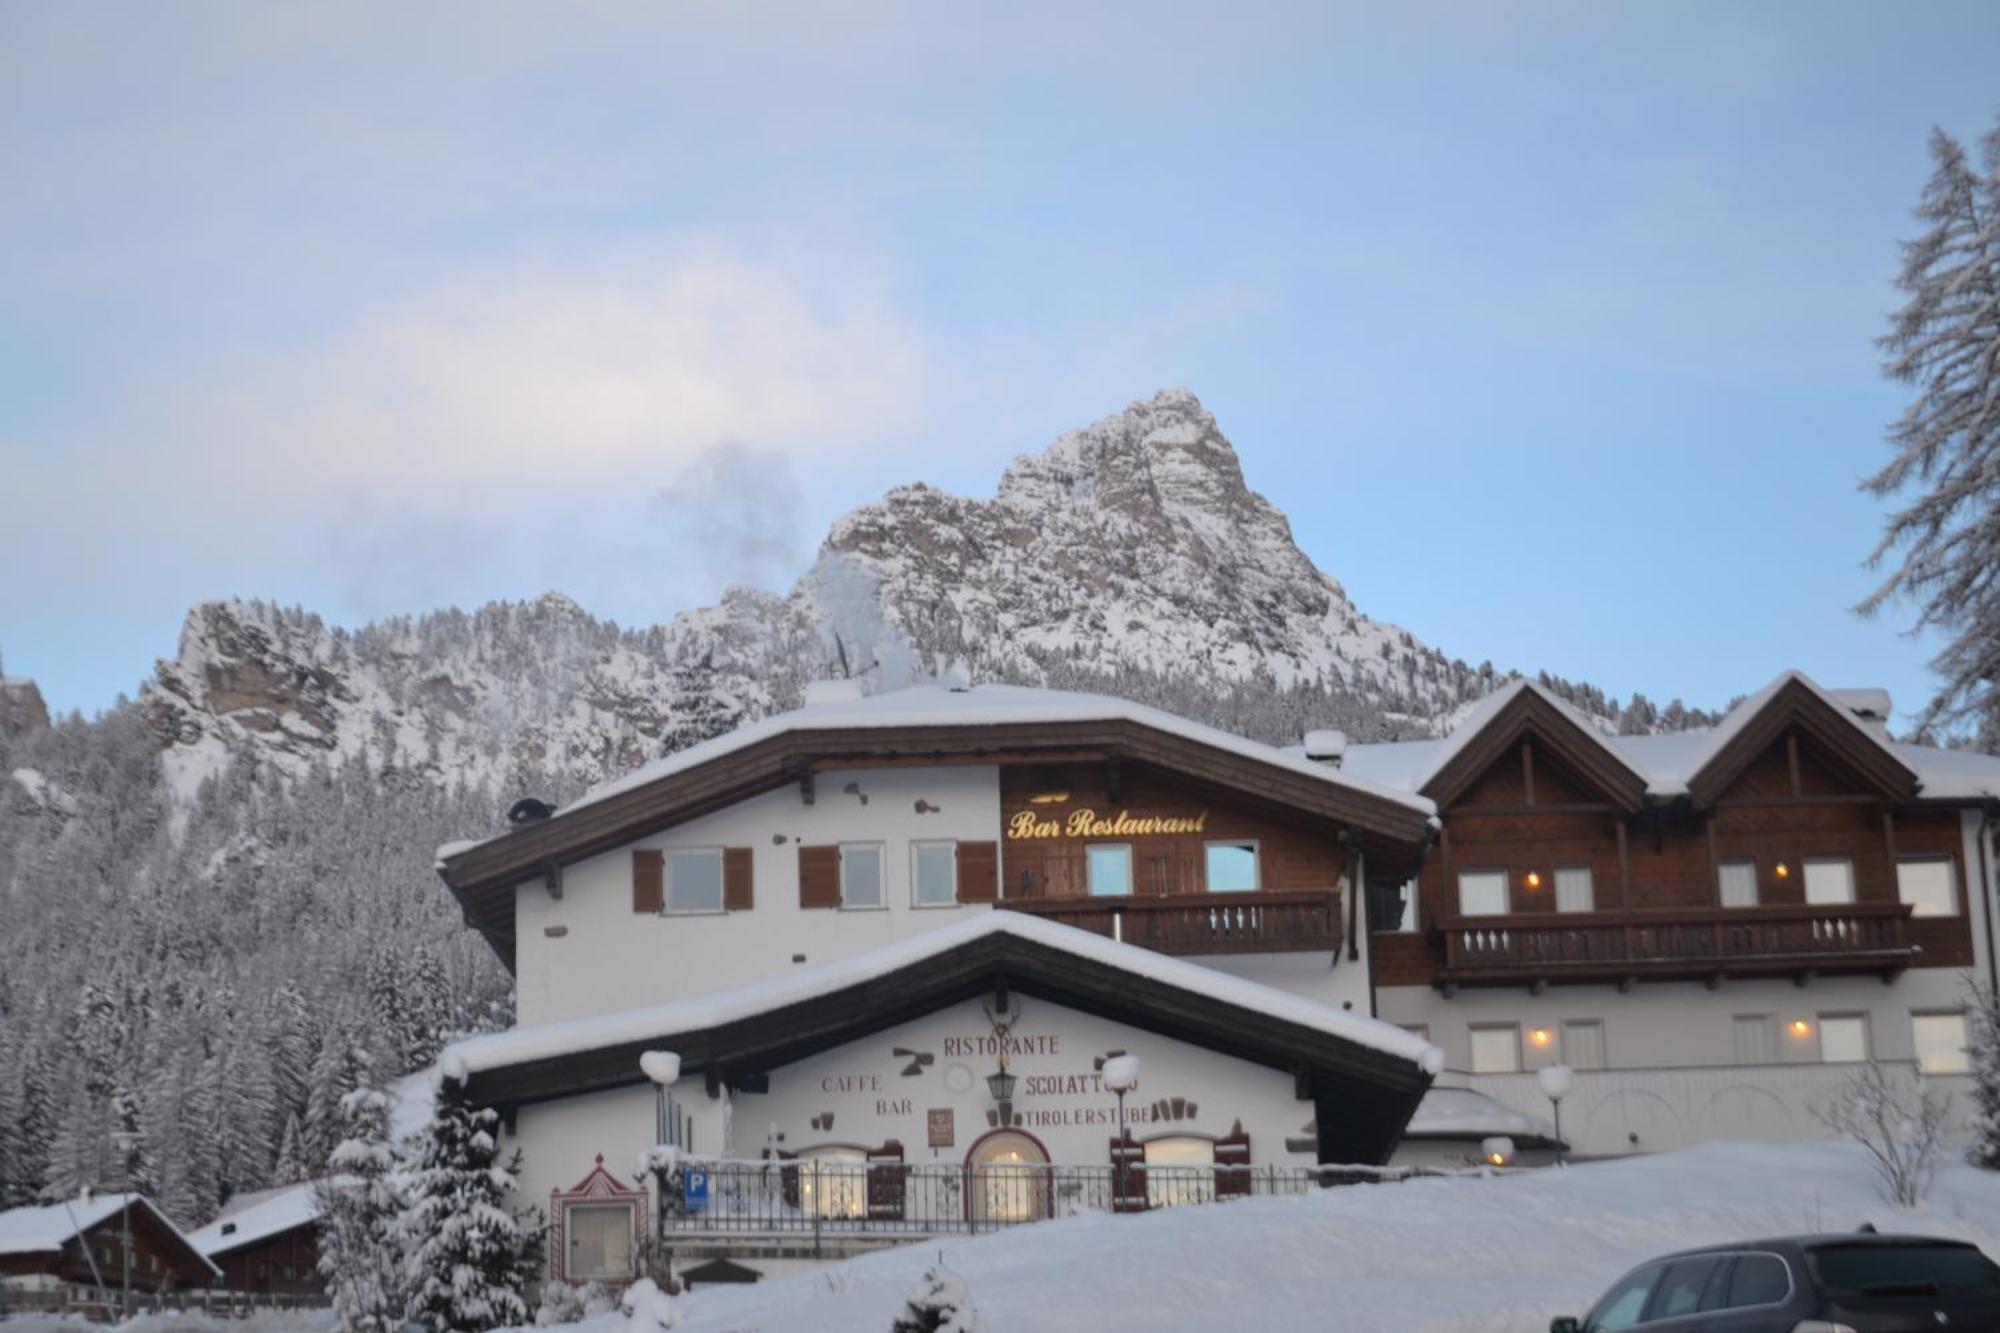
left=431, top=673, right=2000, bottom=1288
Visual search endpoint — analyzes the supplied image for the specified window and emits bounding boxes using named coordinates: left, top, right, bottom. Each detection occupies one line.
left=1732, top=1015, right=1775, bottom=1065
left=1458, top=869, right=1509, bottom=917
left=1914, top=1012, right=1970, bottom=1075
left=1818, top=1014, right=1869, bottom=1064
left=1143, top=1136, right=1216, bottom=1209
left=565, top=1203, right=635, bottom=1281
left=839, top=843, right=884, bottom=909
left=1718, top=859, right=1758, bottom=908
left=1401, top=1023, right=1430, bottom=1043
left=911, top=841, right=958, bottom=907
left=665, top=848, right=724, bottom=913
left=1204, top=841, right=1259, bottom=893
left=1723, top=1252, right=1791, bottom=1308
left=798, top=1146, right=868, bottom=1218
left=1391, top=878, right=1418, bottom=932
left=1563, top=1020, right=1606, bottom=1071
left=1087, top=844, right=1133, bottom=897
left=1803, top=857, right=1855, bottom=905
left=1646, top=1256, right=1727, bottom=1321
left=1554, top=866, right=1593, bottom=914
left=1469, top=1025, right=1520, bottom=1074
left=1897, top=858, right=1958, bottom=918
left=1586, top=1263, right=1662, bottom=1331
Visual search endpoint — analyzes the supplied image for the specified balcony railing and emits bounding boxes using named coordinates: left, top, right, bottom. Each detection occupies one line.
left=656, top=1161, right=1321, bottom=1242
left=998, top=889, right=1343, bottom=956
left=1434, top=901, right=1918, bottom=990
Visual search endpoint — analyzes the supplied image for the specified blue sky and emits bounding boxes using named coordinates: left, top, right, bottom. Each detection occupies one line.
left=3, top=3, right=1997, bottom=726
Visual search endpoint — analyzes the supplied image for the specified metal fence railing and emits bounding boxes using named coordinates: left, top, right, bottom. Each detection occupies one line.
left=655, top=1161, right=1341, bottom=1239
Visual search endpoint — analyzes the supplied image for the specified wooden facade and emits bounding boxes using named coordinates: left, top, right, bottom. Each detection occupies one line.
left=0, top=1202, right=216, bottom=1291
left=206, top=1224, right=322, bottom=1297
left=1374, top=707, right=1974, bottom=991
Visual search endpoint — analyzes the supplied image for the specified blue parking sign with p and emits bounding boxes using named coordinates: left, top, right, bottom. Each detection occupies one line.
left=684, top=1166, right=709, bottom=1211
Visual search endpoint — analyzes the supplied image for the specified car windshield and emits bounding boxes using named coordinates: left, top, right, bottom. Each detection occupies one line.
left=1811, top=1244, right=2000, bottom=1293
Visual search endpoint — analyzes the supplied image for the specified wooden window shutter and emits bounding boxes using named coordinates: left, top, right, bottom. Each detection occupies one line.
left=632, top=849, right=663, bottom=914
left=865, top=1139, right=907, bottom=1221
left=1213, top=1122, right=1253, bottom=1200
left=723, top=847, right=754, bottom=911
left=798, top=845, right=840, bottom=909
left=956, top=840, right=999, bottom=903
left=1109, top=1135, right=1147, bottom=1213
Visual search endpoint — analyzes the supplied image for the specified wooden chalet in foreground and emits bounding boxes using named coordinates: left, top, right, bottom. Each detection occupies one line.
left=430, top=673, right=2000, bottom=1286
left=0, top=1194, right=219, bottom=1293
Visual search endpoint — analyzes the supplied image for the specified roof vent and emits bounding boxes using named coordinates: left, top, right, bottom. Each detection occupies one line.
left=1827, top=688, right=1893, bottom=738
left=507, top=797, right=556, bottom=827
left=803, top=679, right=867, bottom=707
left=1303, top=729, right=1347, bottom=766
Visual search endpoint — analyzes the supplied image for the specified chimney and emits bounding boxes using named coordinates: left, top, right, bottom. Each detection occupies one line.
left=1303, top=729, right=1347, bottom=767
left=803, top=678, right=867, bottom=707
left=1827, top=688, right=1893, bottom=738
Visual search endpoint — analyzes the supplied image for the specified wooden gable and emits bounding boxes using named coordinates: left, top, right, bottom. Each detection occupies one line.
left=1688, top=678, right=1919, bottom=810
left=1423, top=688, right=1648, bottom=814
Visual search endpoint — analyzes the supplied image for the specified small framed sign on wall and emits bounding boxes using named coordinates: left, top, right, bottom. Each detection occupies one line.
left=927, top=1107, right=955, bottom=1149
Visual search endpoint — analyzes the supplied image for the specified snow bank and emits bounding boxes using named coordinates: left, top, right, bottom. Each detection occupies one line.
left=439, top=911, right=1440, bottom=1078
left=514, top=1141, right=2000, bottom=1333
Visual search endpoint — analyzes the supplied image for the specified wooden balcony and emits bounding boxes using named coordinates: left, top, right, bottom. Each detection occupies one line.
left=998, top=889, right=1344, bottom=957
left=1434, top=901, right=1919, bottom=992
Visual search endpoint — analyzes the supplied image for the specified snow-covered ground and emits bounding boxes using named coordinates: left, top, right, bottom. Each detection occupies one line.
left=9, top=1142, right=1996, bottom=1333
left=587, top=1142, right=2000, bottom=1333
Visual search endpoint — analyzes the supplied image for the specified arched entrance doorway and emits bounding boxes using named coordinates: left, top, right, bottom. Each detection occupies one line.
left=964, top=1129, right=1051, bottom=1224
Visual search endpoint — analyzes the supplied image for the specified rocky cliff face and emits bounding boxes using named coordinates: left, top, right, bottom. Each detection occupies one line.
left=0, top=675, right=49, bottom=739
left=135, top=390, right=1495, bottom=804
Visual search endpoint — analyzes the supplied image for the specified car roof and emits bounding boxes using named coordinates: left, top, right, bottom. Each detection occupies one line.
left=1640, top=1233, right=1981, bottom=1266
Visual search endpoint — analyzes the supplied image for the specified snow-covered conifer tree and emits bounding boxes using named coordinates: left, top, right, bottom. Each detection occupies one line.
left=890, top=1259, right=987, bottom=1333
left=1863, top=113, right=2000, bottom=741
left=317, top=1082, right=405, bottom=1333
left=1967, top=982, right=2000, bottom=1170
left=401, top=1093, right=542, bottom=1333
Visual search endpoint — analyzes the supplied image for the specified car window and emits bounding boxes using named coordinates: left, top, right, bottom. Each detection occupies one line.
left=1647, top=1257, right=1724, bottom=1320
left=1811, top=1243, right=2000, bottom=1293
left=1725, top=1253, right=1790, bottom=1307
left=1587, top=1264, right=1661, bottom=1331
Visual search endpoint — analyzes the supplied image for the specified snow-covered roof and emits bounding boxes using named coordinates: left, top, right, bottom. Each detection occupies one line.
left=488, top=681, right=1435, bottom=847
left=187, top=1181, right=329, bottom=1258
left=441, top=910, right=1443, bottom=1082
left=0, top=1195, right=220, bottom=1276
left=1403, top=1087, right=1561, bottom=1146
left=1339, top=670, right=1999, bottom=805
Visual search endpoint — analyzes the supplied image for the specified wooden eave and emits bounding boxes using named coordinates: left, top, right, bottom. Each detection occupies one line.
left=1421, top=691, right=1649, bottom=814
left=437, top=718, right=1436, bottom=972
left=1684, top=679, right=1921, bottom=811
left=457, top=929, right=1434, bottom=1166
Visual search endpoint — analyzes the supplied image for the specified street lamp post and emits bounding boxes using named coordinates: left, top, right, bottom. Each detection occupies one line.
left=1536, top=1064, right=1574, bottom=1167
left=1101, top=1054, right=1141, bottom=1210
left=639, top=1051, right=682, bottom=1287
left=110, top=1128, right=140, bottom=1315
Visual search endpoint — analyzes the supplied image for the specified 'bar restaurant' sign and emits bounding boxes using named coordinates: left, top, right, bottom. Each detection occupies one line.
left=1006, top=809, right=1210, bottom=840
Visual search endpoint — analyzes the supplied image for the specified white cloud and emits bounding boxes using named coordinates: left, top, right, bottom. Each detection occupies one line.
left=146, top=241, right=930, bottom=508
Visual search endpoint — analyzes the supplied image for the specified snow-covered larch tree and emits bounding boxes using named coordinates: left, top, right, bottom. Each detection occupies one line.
left=401, top=1093, right=543, bottom=1333
left=1966, top=981, right=2000, bottom=1170
left=317, top=1080, right=407, bottom=1333
left=1862, top=113, right=2000, bottom=744
left=890, top=1258, right=987, bottom=1333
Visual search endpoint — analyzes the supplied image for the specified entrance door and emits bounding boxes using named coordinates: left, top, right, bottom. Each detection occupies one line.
left=967, top=1131, right=1050, bottom=1224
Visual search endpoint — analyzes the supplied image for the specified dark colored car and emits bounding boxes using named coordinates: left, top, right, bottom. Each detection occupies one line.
left=1550, top=1232, right=2000, bottom=1332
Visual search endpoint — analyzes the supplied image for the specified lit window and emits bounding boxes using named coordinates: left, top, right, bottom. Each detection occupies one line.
left=1554, top=866, right=1593, bottom=914
left=1458, top=870, right=1509, bottom=917
left=1087, top=844, right=1133, bottom=897
left=840, top=843, right=884, bottom=908
left=564, top=1203, right=635, bottom=1281
left=798, top=1147, right=868, bottom=1218
left=911, top=841, right=957, bottom=907
left=666, top=848, right=724, bottom=913
left=1204, top=842, right=1259, bottom=893
left=1469, top=1025, right=1520, bottom=1073
left=1562, top=1020, right=1606, bottom=1070
left=1803, top=858, right=1855, bottom=906
left=1896, top=859, right=1957, bottom=918
left=1913, top=1012, right=1970, bottom=1075
left=1818, top=1014, right=1869, bottom=1064
left=1143, top=1136, right=1216, bottom=1208
left=1718, top=860, right=1758, bottom=909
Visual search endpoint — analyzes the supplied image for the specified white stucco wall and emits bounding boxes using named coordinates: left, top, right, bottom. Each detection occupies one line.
left=514, top=766, right=1004, bottom=1025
